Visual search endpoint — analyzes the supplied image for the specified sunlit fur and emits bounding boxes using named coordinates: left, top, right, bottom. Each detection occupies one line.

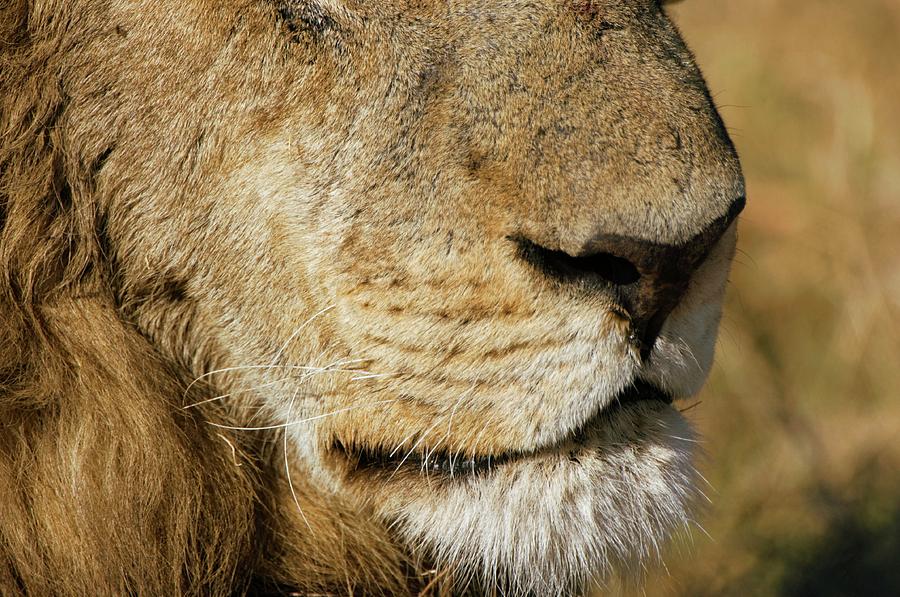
left=0, top=0, right=742, bottom=595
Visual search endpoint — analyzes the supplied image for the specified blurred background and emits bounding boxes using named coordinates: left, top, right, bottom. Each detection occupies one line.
left=612, top=1, right=900, bottom=595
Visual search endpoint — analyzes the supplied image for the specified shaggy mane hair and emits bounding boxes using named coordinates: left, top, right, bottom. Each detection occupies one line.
left=0, top=3, right=416, bottom=594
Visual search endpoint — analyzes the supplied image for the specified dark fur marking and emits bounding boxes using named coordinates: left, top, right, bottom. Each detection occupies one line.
left=95, top=211, right=127, bottom=303
left=54, top=177, right=73, bottom=214
left=464, top=150, right=487, bottom=175
left=126, top=274, right=190, bottom=306
left=598, top=20, right=624, bottom=32
left=592, top=19, right=625, bottom=41
left=91, top=146, right=114, bottom=176
left=271, top=1, right=337, bottom=42
left=159, top=277, right=189, bottom=303
left=571, top=0, right=625, bottom=37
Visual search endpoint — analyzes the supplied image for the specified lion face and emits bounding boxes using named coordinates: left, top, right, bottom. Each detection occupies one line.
left=82, top=0, right=743, bottom=592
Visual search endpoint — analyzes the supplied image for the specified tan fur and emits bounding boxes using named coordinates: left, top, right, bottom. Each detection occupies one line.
left=1, top=1, right=743, bottom=595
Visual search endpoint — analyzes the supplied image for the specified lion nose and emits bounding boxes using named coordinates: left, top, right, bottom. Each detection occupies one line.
left=518, top=196, right=745, bottom=361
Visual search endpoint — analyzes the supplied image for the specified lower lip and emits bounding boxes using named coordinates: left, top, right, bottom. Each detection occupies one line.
left=334, top=381, right=674, bottom=479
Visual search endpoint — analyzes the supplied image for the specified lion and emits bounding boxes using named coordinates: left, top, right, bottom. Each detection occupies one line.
left=0, top=0, right=745, bottom=595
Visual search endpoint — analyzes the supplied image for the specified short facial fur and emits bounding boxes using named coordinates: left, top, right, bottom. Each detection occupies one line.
left=0, top=0, right=743, bottom=595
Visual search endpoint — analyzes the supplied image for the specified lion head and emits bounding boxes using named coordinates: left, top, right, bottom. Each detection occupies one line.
left=0, top=0, right=743, bottom=594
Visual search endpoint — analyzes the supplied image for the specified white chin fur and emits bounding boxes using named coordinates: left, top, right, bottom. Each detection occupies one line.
left=384, top=404, right=699, bottom=596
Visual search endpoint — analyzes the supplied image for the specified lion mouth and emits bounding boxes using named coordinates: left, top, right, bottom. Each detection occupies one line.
left=333, top=380, right=673, bottom=478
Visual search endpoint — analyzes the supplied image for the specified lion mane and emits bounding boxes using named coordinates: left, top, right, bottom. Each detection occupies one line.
left=0, top=3, right=412, bottom=594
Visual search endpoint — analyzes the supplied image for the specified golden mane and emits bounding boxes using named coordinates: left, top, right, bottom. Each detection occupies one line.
left=0, top=4, right=413, bottom=594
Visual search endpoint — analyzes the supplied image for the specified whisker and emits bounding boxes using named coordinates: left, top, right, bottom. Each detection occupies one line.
left=390, top=419, right=443, bottom=481
left=186, top=305, right=340, bottom=409
left=350, top=372, right=397, bottom=381
left=690, top=518, right=713, bottom=540
left=185, top=357, right=376, bottom=410
left=245, top=356, right=375, bottom=428
left=268, top=305, right=336, bottom=369
left=392, top=434, right=430, bottom=478
left=207, top=399, right=398, bottom=432
left=283, top=389, right=313, bottom=531
left=678, top=337, right=703, bottom=373
left=388, top=430, right=419, bottom=459
left=184, top=364, right=372, bottom=410
left=667, top=434, right=702, bottom=444
left=694, top=484, right=713, bottom=505
left=694, top=468, right=716, bottom=493
left=678, top=400, right=703, bottom=414
left=439, top=383, right=476, bottom=477
left=183, top=377, right=289, bottom=410
left=183, top=365, right=283, bottom=401
left=182, top=363, right=352, bottom=401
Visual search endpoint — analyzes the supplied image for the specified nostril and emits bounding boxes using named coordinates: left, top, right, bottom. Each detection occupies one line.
left=572, top=252, right=640, bottom=286
left=515, top=238, right=641, bottom=287
left=514, top=195, right=744, bottom=361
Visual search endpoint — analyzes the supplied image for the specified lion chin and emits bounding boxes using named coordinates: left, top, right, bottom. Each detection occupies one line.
left=326, top=401, right=698, bottom=595
left=1, top=1, right=743, bottom=595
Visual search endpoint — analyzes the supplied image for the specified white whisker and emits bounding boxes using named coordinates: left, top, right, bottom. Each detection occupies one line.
left=388, top=430, right=418, bottom=459
left=182, top=362, right=351, bottom=402
left=390, top=418, right=443, bottom=481
left=184, top=363, right=373, bottom=410
left=391, top=432, right=429, bottom=481
left=182, top=364, right=288, bottom=401
left=207, top=399, right=397, bottom=432
left=439, top=383, right=476, bottom=477
left=350, top=372, right=396, bottom=381
left=667, top=434, right=702, bottom=444
left=268, top=305, right=336, bottom=369
left=283, top=389, right=312, bottom=531
left=678, top=337, right=703, bottom=373
left=182, top=377, right=289, bottom=410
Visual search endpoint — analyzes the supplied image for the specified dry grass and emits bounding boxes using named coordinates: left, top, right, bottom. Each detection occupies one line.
left=607, top=1, right=900, bottom=595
